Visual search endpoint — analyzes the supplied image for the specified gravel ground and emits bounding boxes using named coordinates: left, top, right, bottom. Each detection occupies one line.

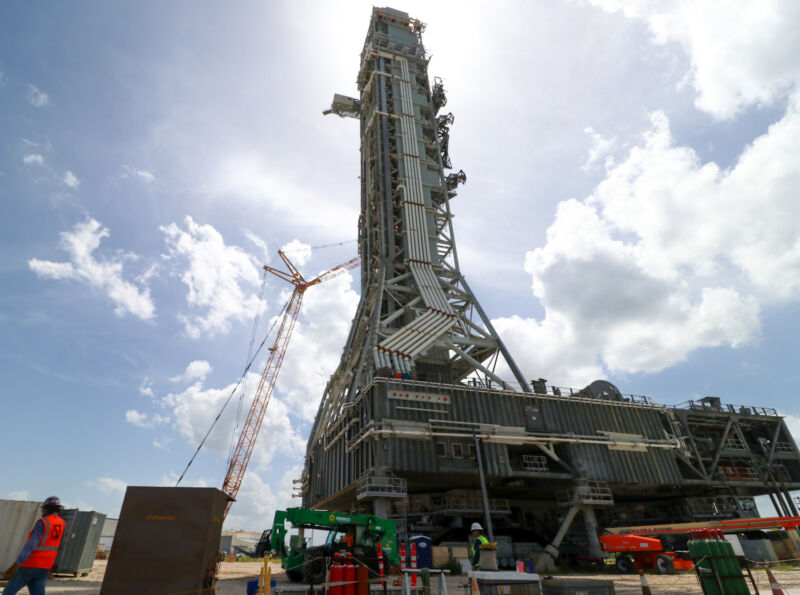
left=4, top=560, right=800, bottom=594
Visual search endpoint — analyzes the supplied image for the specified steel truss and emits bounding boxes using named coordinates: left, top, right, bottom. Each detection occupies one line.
left=307, top=7, right=530, bottom=492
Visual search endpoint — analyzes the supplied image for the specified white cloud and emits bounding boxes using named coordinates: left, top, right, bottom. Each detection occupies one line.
left=7, top=491, right=30, bottom=501
left=161, top=216, right=262, bottom=338
left=169, top=359, right=212, bottom=383
left=162, top=369, right=304, bottom=470
left=280, top=239, right=311, bottom=267
left=207, top=152, right=358, bottom=236
left=23, top=153, right=43, bottom=166
left=87, top=476, right=127, bottom=495
left=160, top=472, right=208, bottom=488
left=224, top=467, right=301, bottom=531
left=126, top=409, right=170, bottom=428
left=244, top=229, right=269, bottom=263
left=63, top=171, right=79, bottom=188
left=582, top=126, right=618, bottom=171
left=588, top=0, right=800, bottom=119
left=153, top=437, right=172, bottom=451
left=125, top=410, right=149, bottom=427
left=0, top=71, right=6, bottom=86
left=139, top=376, right=154, bottom=397
left=26, top=84, right=49, bottom=107
left=497, top=94, right=800, bottom=383
left=785, top=415, right=800, bottom=444
left=121, top=164, right=155, bottom=182
left=28, top=218, right=155, bottom=320
left=276, top=271, right=359, bottom=421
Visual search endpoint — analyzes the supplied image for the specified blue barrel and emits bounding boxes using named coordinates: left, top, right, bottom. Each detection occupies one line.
left=410, top=535, right=433, bottom=569
left=247, top=578, right=275, bottom=594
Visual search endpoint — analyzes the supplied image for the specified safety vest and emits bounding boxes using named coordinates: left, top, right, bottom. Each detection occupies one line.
left=470, top=534, right=489, bottom=567
left=21, top=514, right=66, bottom=569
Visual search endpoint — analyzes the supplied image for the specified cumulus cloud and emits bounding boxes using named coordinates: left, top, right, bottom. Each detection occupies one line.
left=588, top=0, right=800, bottom=119
left=23, top=153, right=43, bottom=166
left=63, top=171, right=79, bottom=188
left=280, top=239, right=312, bottom=267
left=87, top=476, right=127, bottom=495
left=125, top=410, right=149, bottom=427
left=582, top=126, right=618, bottom=171
left=121, top=164, right=155, bottom=182
left=496, top=92, right=800, bottom=384
left=28, top=219, right=155, bottom=320
left=153, top=437, right=172, bottom=451
left=169, top=359, right=212, bottom=383
left=7, top=491, right=30, bottom=501
left=785, top=415, right=800, bottom=444
left=161, top=216, right=263, bottom=338
left=244, top=230, right=270, bottom=262
left=26, top=84, right=49, bottom=107
left=492, top=1, right=800, bottom=386
left=276, top=271, right=360, bottom=421
left=162, top=370, right=304, bottom=470
left=224, top=467, right=301, bottom=530
left=139, top=376, right=154, bottom=397
left=126, top=409, right=169, bottom=428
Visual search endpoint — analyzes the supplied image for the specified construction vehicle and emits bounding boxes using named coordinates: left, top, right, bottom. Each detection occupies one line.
left=269, top=507, right=398, bottom=583
left=598, top=514, right=800, bottom=574
left=599, top=533, right=693, bottom=574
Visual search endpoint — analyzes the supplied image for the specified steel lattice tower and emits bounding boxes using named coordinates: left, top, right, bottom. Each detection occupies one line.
left=304, top=7, right=530, bottom=504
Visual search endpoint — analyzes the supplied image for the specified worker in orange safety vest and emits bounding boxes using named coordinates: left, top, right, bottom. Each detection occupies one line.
left=2, top=496, right=66, bottom=595
left=341, top=527, right=355, bottom=548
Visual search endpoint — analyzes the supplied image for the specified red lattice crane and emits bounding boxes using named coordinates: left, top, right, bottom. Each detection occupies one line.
left=222, top=250, right=360, bottom=516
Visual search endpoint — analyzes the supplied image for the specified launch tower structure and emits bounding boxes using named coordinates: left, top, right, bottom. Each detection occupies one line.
left=301, top=7, right=800, bottom=556
left=307, top=6, right=530, bottom=494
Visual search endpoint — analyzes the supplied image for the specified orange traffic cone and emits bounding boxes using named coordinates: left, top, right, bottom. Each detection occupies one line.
left=471, top=573, right=480, bottom=595
left=639, top=570, right=652, bottom=595
left=765, top=567, right=785, bottom=595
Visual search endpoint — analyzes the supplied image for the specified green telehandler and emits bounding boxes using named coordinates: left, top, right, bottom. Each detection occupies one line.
left=269, top=507, right=399, bottom=583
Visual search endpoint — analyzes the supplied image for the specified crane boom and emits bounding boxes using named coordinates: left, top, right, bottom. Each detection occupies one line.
left=222, top=250, right=359, bottom=517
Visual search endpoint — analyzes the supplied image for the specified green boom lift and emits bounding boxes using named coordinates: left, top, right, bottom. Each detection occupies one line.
left=269, top=507, right=399, bottom=583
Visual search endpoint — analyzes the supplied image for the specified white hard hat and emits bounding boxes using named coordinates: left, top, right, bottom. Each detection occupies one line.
left=470, top=522, right=483, bottom=531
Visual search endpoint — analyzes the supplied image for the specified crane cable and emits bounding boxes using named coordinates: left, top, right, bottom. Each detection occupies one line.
left=282, top=239, right=356, bottom=253
left=175, top=291, right=289, bottom=487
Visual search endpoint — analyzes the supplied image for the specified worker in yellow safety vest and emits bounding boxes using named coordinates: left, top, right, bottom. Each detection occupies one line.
left=469, top=522, right=489, bottom=570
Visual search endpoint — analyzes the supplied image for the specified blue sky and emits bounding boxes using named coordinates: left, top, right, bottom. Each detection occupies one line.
left=2, top=1, right=800, bottom=529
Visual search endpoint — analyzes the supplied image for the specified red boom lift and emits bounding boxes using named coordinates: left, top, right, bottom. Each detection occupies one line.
left=599, top=533, right=693, bottom=574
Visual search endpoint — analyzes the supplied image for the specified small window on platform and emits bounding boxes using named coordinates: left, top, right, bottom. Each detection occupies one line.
left=452, top=443, right=463, bottom=458
left=436, top=442, right=446, bottom=457
left=468, top=444, right=477, bottom=459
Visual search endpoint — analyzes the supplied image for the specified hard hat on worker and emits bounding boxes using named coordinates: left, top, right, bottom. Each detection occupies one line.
left=470, top=522, right=483, bottom=532
left=42, top=496, right=61, bottom=508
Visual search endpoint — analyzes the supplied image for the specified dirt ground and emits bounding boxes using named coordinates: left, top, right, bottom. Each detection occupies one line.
left=3, top=560, right=800, bottom=594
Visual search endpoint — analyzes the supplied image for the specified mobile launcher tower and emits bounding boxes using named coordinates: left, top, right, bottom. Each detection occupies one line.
left=302, top=7, right=800, bottom=562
